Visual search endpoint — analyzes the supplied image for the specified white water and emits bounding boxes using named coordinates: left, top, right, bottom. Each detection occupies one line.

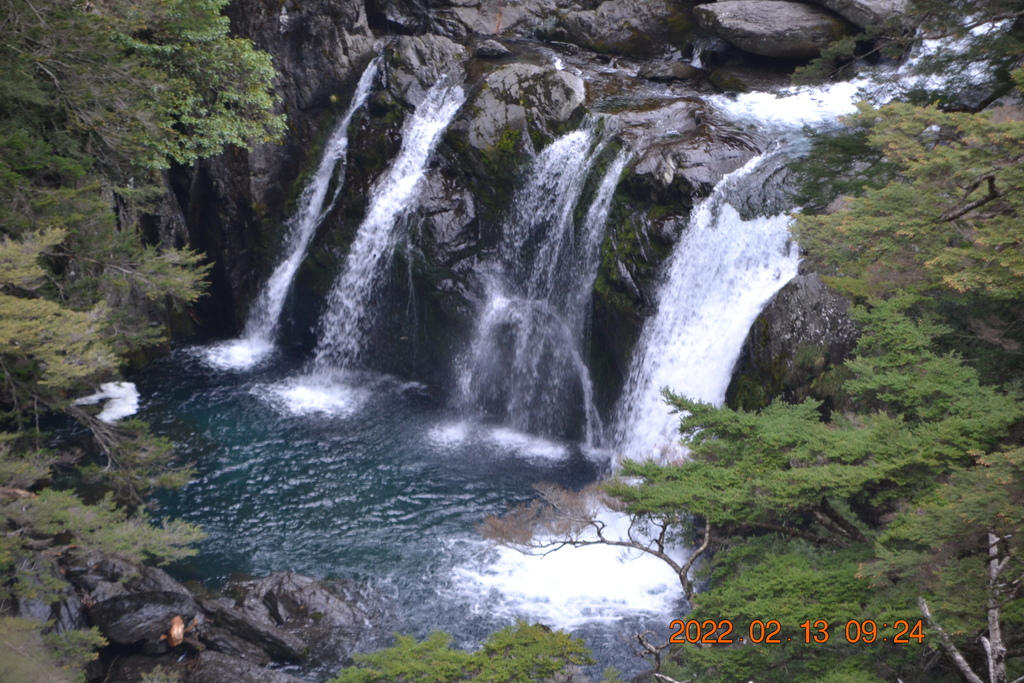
left=460, top=131, right=625, bottom=445
left=74, top=382, right=140, bottom=423
left=613, top=152, right=800, bottom=464
left=202, top=59, right=380, bottom=371
left=313, top=79, right=466, bottom=372
left=574, top=151, right=630, bottom=339
left=453, top=511, right=686, bottom=629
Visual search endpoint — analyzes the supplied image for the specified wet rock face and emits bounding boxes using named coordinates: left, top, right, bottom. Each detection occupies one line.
left=170, top=0, right=379, bottom=334
left=727, top=273, right=860, bottom=411
left=694, top=0, right=855, bottom=60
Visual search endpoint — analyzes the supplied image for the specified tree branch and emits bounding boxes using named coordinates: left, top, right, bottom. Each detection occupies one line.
left=816, top=498, right=868, bottom=543
left=940, top=175, right=1001, bottom=223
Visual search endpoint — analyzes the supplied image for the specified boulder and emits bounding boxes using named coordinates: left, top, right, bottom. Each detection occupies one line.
left=127, top=566, right=194, bottom=597
left=610, top=100, right=759, bottom=198
left=88, top=592, right=201, bottom=647
left=199, top=624, right=273, bottom=665
left=727, top=273, right=859, bottom=411
left=102, top=651, right=308, bottom=683
left=14, top=554, right=88, bottom=634
left=556, top=0, right=674, bottom=57
left=805, top=0, right=908, bottom=28
left=208, top=604, right=307, bottom=660
left=694, top=1, right=855, bottom=60
left=466, top=63, right=585, bottom=150
left=190, top=651, right=308, bottom=683
left=475, top=39, right=513, bottom=58
left=240, top=572, right=371, bottom=631
left=386, top=34, right=467, bottom=107
left=228, top=572, right=385, bottom=663
left=102, top=653, right=185, bottom=683
left=444, top=0, right=561, bottom=38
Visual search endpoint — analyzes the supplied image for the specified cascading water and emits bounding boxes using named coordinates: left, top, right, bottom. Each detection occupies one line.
left=612, top=149, right=801, bottom=465
left=458, top=130, right=625, bottom=445
left=607, top=73, right=893, bottom=465
left=202, top=59, right=380, bottom=370
left=312, top=79, right=466, bottom=373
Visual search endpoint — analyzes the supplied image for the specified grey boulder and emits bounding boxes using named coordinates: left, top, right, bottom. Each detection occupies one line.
left=466, top=63, right=585, bottom=150
left=88, top=592, right=201, bottom=647
left=805, top=0, right=908, bottom=28
left=694, top=1, right=854, bottom=60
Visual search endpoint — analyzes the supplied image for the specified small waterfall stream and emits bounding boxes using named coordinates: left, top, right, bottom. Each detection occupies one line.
left=313, top=79, right=466, bottom=372
left=612, top=150, right=800, bottom=464
left=202, top=59, right=380, bottom=370
left=458, top=130, right=626, bottom=445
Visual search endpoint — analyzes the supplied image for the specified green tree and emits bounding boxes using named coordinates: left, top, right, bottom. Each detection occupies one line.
left=0, top=0, right=280, bottom=673
left=797, top=87, right=1024, bottom=302
left=330, top=623, right=594, bottom=683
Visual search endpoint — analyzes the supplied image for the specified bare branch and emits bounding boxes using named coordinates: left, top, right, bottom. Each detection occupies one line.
left=919, top=597, right=985, bottom=683
left=653, top=674, right=692, bottom=683
left=635, top=631, right=671, bottom=673
left=678, top=524, right=712, bottom=602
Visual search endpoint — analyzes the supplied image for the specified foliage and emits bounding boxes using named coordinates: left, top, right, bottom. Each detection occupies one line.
left=329, top=622, right=594, bottom=683
left=42, top=626, right=108, bottom=683
left=0, top=0, right=282, bottom=677
left=1, top=0, right=285, bottom=171
left=795, top=0, right=1024, bottom=101
left=140, top=666, right=184, bottom=683
left=797, top=94, right=1024, bottom=302
left=0, top=489, right=203, bottom=606
left=0, top=617, right=78, bottom=683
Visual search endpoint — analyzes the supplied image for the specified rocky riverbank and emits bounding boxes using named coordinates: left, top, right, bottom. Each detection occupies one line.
left=11, top=550, right=383, bottom=683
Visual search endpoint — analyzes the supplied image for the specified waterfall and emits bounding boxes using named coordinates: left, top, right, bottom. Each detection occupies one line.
left=612, top=149, right=800, bottom=464
left=313, top=79, right=466, bottom=372
left=202, top=59, right=380, bottom=370
left=459, top=131, right=627, bottom=445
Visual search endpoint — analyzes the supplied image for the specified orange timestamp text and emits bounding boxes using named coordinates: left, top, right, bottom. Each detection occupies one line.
left=668, top=618, right=926, bottom=645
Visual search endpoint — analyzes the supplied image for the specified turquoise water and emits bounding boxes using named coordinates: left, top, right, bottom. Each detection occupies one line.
left=136, top=346, right=681, bottom=679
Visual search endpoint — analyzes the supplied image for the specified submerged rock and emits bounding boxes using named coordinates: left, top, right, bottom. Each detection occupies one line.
left=637, top=61, right=705, bottom=82
left=694, top=1, right=854, bottom=60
